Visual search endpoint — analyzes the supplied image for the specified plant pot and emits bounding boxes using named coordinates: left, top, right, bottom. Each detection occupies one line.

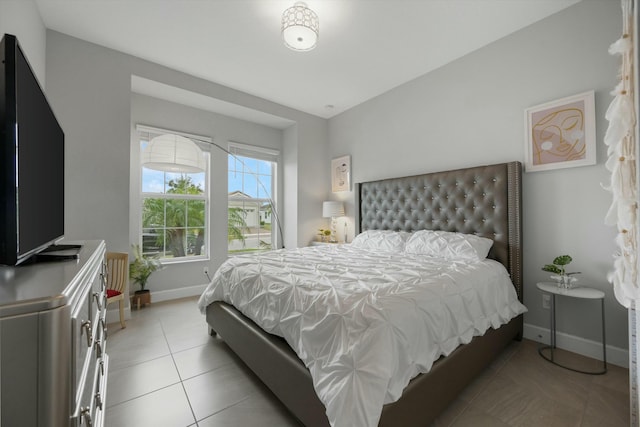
left=132, top=289, right=151, bottom=309
left=550, top=274, right=577, bottom=289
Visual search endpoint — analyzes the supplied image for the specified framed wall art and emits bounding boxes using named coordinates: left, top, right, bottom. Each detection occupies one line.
left=331, top=155, right=351, bottom=192
left=524, top=90, right=596, bottom=172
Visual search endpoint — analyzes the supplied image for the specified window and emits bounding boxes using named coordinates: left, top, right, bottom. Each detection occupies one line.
left=138, top=127, right=210, bottom=261
left=228, top=143, right=279, bottom=254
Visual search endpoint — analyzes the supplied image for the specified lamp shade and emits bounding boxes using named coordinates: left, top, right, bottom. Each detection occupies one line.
left=282, top=2, right=319, bottom=51
left=322, top=201, right=344, bottom=218
left=142, top=134, right=205, bottom=173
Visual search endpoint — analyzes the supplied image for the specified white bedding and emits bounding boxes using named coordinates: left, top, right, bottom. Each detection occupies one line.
left=198, top=244, right=527, bottom=427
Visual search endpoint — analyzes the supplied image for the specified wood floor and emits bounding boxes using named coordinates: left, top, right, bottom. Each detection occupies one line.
left=105, top=297, right=629, bottom=427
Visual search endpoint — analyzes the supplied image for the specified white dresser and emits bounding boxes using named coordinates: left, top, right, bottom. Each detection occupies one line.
left=0, top=240, right=108, bottom=426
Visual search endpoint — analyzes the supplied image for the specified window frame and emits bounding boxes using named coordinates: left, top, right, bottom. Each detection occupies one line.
left=227, top=141, right=280, bottom=255
left=136, top=125, right=211, bottom=264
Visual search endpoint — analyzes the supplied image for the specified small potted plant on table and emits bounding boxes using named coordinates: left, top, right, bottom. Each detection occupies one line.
left=542, top=254, right=580, bottom=289
left=317, top=229, right=332, bottom=243
left=129, top=245, right=162, bottom=309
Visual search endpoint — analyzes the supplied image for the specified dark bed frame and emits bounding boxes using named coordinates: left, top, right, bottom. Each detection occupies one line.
left=206, top=161, right=523, bottom=426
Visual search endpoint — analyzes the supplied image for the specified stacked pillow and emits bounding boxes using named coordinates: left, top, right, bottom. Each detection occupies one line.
left=351, top=229, right=493, bottom=262
left=350, top=230, right=412, bottom=253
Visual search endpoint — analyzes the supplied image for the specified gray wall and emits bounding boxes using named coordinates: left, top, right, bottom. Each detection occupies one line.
left=0, top=0, right=46, bottom=87
left=130, top=93, right=284, bottom=293
left=328, top=1, right=627, bottom=350
left=47, top=31, right=329, bottom=295
left=6, top=1, right=629, bottom=351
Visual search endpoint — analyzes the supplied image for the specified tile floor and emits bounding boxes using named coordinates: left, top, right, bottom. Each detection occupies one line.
left=105, top=297, right=629, bottom=427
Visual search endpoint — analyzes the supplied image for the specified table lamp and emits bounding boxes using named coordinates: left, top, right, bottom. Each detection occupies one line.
left=322, top=201, right=345, bottom=243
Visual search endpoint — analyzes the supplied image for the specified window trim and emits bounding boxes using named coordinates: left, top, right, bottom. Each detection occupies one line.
left=136, top=124, right=212, bottom=144
left=137, top=124, right=211, bottom=263
left=229, top=141, right=279, bottom=161
left=227, top=142, right=280, bottom=254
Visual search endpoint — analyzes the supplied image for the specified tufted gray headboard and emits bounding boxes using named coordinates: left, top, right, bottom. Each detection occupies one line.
left=359, top=162, right=522, bottom=301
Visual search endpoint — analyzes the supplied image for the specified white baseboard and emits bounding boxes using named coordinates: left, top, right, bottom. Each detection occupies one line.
left=146, top=284, right=207, bottom=303
left=524, top=323, right=628, bottom=368
left=106, top=284, right=207, bottom=325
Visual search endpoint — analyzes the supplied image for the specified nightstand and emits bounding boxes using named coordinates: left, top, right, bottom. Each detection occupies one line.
left=536, top=282, right=607, bottom=374
left=309, top=241, right=340, bottom=246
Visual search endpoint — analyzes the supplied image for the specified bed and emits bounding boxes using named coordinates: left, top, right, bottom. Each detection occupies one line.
left=198, top=161, right=524, bottom=427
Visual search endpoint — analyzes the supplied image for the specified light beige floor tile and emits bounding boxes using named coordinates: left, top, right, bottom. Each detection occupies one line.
left=592, top=363, right=630, bottom=394
left=164, top=323, right=213, bottom=354
left=107, top=355, right=181, bottom=407
left=107, top=333, right=172, bottom=371
left=104, top=297, right=630, bottom=427
left=430, top=398, right=469, bottom=427
left=138, top=297, right=201, bottom=321
left=172, top=340, right=237, bottom=380
left=105, top=383, right=195, bottom=427
left=497, top=343, right=592, bottom=412
left=183, top=363, right=262, bottom=421
left=161, top=314, right=205, bottom=335
left=449, top=405, right=511, bottom=427
left=469, top=371, right=584, bottom=426
left=107, top=314, right=165, bottom=338
left=581, top=382, right=630, bottom=427
left=197, top=390, right=302, bottom=427
left=107, top=322, right=166, bottom=351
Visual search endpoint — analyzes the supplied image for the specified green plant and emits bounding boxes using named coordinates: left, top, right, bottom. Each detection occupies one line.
left=541, top=255, right=580, bottom=276
left=129, top=244, right=162, bottom=291
left=228, top=207, right=248, bottom=244
left=143, top=175, right=205, bottom=258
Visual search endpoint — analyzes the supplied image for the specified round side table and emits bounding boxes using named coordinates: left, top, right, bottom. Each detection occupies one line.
left=536, top=282, right=607, bottom=375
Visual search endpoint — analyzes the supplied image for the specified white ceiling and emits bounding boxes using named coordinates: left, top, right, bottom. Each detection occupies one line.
left=36, top=0, right=581, bottom=121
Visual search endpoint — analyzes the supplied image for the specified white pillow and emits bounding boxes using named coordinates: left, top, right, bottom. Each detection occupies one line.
left=350, top=230, right=411, bottom=252
left=405, top=230, right=493, bottom=261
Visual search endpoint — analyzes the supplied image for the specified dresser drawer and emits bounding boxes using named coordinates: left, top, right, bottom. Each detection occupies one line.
left=91, top=354, right=109, bottom=427
left=0, top=240, right=107, bottom=427
left=71, top=254, right=108, bottom=426
left=76, top=350, right=108, bottom=427
left=71, top=285, right=93, bottom=408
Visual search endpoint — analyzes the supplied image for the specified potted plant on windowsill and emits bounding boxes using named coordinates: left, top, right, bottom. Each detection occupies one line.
left=129, top=244, right=162, bottom=308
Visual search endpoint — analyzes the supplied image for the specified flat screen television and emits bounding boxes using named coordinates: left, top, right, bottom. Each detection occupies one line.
left=0, top=33, right=65, bottom=266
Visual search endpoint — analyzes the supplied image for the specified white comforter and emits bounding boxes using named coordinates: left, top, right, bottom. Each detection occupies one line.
left=198, top=244, right=527, bottom=427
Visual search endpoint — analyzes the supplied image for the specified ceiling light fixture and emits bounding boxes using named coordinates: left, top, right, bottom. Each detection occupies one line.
left=281, top=1, right=319, bottom=52
left=142, top=133, right=205, bottom=173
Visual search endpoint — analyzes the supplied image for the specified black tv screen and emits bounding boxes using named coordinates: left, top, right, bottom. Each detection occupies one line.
left=0, top=34, right=65, bottom=265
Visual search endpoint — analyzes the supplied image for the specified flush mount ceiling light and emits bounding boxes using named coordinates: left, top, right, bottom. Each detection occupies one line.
left=281, top=1, right=319, bottom=52
left=142, top=133, right=205, bottom=173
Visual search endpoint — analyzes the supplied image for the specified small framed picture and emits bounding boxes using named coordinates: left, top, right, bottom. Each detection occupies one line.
left=331, top=155, right=351, bottom=192
left=524, top=91, right=596, bottom=172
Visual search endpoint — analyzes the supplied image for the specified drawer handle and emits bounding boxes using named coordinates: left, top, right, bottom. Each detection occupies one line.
left=95, top=341, right=103, bottom=359
left=81, top=320, right=93, bottom=347
left=99, top=273, right=106, bottom=292
left=94, top=392, right=103, bottom=410
left=93, top=292, right=103, bottom=311
left=99, top=318, right=107, bottom=338
left=99, top=360, right=105, bottom=376
left=80, top=406, right=92, bottom=426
